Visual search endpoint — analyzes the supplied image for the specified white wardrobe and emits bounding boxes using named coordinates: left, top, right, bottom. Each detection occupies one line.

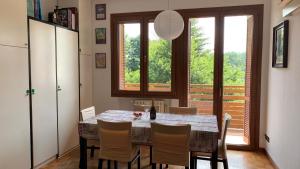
left=0, top=0, right=31, bottom=169
left=28, top=19, right=79, bottom=167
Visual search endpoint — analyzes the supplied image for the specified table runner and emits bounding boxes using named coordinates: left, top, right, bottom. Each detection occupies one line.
left=78, top=110, right=219, bottom=152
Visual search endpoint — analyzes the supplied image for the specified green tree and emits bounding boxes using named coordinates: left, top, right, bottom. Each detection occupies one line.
left=148, top=40, right=171, bottom=84
left=124, top=19, right=247, bottom=86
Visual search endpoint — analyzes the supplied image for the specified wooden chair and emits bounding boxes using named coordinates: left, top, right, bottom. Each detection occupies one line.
left=169, top=107, right=197, bottom=115
left=97, top=120, right=141, bottom=169
left=151, top=123, right=191, bottom=169
left=81, top=106, right=99, bottom=158
left=191, top=113, right=232, bottom=169
left=81, top=106, right=96, bottom=121
left=133, top=104, right=158, bottom=166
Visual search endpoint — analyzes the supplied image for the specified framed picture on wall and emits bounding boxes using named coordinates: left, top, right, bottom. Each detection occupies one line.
left=95, top=53, right=106, bottom=68
left=95, top=28, right=106, bottom=44
left=272, top=20, right=289, bottom=68
left=95, top=4, right=106, bottom=20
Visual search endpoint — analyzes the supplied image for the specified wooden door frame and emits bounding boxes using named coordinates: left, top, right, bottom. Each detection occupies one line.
left=177, top=5, right=264, bottom=151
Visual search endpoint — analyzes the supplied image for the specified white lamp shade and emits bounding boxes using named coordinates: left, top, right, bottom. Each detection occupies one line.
left=154, top=10, right=184, bottom=40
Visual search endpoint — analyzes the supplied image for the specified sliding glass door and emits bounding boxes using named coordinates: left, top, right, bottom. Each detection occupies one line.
left=182, top=5, right=263, bottom=150
left=222, top=15, right=254, bottom=145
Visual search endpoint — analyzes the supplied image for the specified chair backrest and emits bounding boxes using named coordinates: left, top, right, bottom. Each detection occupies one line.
left=97, top=120, right=132, bottom=162
left=81, top=106, right=96, bottom=121
left=220, top=113, right=232, bottom=147
left=151, top=123, right=191, bottom=167
left=169, top=107, right=197, bottom=115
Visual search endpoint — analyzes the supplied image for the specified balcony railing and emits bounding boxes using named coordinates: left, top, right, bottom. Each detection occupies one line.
left=125, top=83, right=245, bottom=130
left=189, top=84, right=245, bottom=130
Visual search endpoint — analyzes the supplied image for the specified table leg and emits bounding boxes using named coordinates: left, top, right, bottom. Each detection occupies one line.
left=80, top=137, right=87, bottom=169
left=211, top=139, right=218, bottom=169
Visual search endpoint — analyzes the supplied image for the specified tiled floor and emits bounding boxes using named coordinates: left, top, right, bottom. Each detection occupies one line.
left=42, top=146, right=274, bottom=169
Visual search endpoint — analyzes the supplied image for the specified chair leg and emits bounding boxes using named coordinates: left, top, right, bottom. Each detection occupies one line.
left=159, top=164, right=162, bottom=169
left=150, top=146, right=153, bottom=165
left=107, top=160, right=111, bottom=169
left=190, top=158, right=193, bottom=169
left=114, top=161, right=118, bottom=169
left=194, top=158, right=197, bottom=169
left=98, top=159, right=103, bottom=169
left=223, top=159, right=229, bottom=169
left=128, top=162, right=131, bottom=169
left=137, top=155, right=141, bottom=169
left=90, top=146, right=95, bottom=158
left=152, top=163, right=156, bottom=169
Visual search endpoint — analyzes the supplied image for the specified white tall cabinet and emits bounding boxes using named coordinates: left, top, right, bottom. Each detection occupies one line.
left=0, top=46, right=31, bottom=169
left=0, top=0, right=30, bottom=168
left=29, top=20, right=58, bottom=167
left=56, top=27, right=80, bottom=155
left=28, top=19, right=80, bottom=162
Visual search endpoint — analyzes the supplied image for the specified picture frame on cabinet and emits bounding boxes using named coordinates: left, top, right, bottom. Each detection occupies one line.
left=95, top=53, right=106, bottom=68
left=95, top=28, right=106, bottom=44
left=272, top=20, right=289, bottom=68
left=95, top=4, right=106, bottom=20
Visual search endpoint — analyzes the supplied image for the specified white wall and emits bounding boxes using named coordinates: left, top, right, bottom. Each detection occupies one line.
left=92, top=0, right=271, bottom=147
left=266, top=1, right=300, bottom=169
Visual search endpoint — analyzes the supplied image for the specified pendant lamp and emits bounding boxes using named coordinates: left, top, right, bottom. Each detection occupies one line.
left=154, top=0, right=184, bottom=40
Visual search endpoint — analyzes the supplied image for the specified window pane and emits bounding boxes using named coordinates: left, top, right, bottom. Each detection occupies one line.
left=223, top=16, right=250, bottom=145
left=118, top=23, right=141, bottom=91
left=148, top=22, right=172, bottom=92
left=188, top=17, right=215, bottom=115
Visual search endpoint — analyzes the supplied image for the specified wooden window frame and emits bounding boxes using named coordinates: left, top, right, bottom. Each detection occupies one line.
left=111, top=12, right=178, bottom=98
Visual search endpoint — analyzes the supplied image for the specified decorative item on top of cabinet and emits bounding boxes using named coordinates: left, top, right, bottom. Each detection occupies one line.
left=95, top=28, right=106, bottom=44
left=95, top=4, right=106, bottom=20
left=272, top=20, right=289, bottom=68
left=55, top=7, right=79, bottom=30
left=95, top=53, right=106, bottom=68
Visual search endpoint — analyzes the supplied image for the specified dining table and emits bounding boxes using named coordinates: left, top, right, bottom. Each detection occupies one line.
left=78, top=110, right=219, bottom=169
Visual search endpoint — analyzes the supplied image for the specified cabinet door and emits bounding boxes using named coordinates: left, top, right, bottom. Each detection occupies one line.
left=0, top=0, right=27, bottom=47
left=0, top=45, right=31, bottom=169
left=29, top=20, right=58, bottom=166
left=56, top=27, right=79, bottom=156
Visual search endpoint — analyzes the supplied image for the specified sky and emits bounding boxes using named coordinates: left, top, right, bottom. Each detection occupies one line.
left=123, top=16, right=248, bottom=53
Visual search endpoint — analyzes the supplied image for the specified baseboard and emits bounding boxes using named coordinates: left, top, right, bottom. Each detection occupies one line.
left=58, top=145, right=79, bottom=159
left=259, top=148, right=280, bottom=169
left=33, top=155, right=57, bottom=169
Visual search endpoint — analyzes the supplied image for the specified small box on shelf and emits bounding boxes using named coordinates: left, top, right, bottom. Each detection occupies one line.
left=49, top=7, right=79, bottom=31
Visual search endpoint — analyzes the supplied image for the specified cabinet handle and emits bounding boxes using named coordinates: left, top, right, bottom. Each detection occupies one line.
left=25, top=89, right=36, bottom=96
left=26, top=90, right=30, bottom=96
